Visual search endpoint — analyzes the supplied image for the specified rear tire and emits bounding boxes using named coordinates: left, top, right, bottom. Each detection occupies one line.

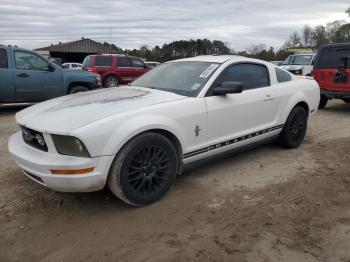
left=278, top=106, right=308, bottom=149
left=68, top=86, right=89, bottom=94
left=107, top=133, right=178, bottom=206
left=319, top=95, right=328, bottom=109
left=104, top=76, right=119, bottom=88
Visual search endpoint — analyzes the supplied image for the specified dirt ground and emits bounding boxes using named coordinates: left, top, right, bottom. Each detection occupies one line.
left=0, top=101, right=350, bottom=262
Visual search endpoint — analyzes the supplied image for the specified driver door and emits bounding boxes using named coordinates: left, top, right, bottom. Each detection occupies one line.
left=14, top=50, right=63, bottom=102
left=204, top=63, right=278, bottom=157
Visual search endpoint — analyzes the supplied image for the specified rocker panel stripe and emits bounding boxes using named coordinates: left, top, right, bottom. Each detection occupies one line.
left=183, top=124, right=284, bottom=159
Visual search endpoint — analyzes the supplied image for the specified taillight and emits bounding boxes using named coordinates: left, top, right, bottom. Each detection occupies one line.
left=87, top=67, right=97, bottom=73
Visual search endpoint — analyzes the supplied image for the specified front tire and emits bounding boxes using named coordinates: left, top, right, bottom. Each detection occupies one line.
left=319, top=95, right=328, bottom=109
left=278, top=106, right=308, bottom=149
left=104, top=76, right=119, bottom=88
left=107, top=133, right=178, bottom=206
left=68, top=86, right=89, bottom=94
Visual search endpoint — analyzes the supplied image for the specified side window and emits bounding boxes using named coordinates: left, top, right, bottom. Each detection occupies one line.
left=131, top=58, right=145, bottom=68
left=0, top=49, right=8, bottom=69
left=15, top=51, right=49, bottom=71
left=275, top=68, right=292, bottom=83
left=217, top=63, right=270, bottom=90
left=71, top=64, right=78, bottom=68
left=117, top=57, right=131, bottom=67
left=95, top=56, right=113, bottom=67
left=62, top=64, right=69, bottom=69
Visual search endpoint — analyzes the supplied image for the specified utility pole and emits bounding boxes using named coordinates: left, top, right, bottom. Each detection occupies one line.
left=109, top=26, right=112, bottom=43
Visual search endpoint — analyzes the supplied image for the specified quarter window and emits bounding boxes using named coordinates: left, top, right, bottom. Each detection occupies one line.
left=216, top=63, right=270, bottom=90
left=117, top=57, right=131, bottom=67
left=95, top=56, right=113, bottom=67
left=131, top=58, right=145, bottom=68
left=15, top=51, right=49, bottom=71
left=0, top=49, right=8, bottom=69
left=275, top=68, right=292, bottom=83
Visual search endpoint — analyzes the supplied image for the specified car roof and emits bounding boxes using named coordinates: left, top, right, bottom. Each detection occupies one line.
left=90, top=54, right=126, bottom=57
left=289, top=53, right=316, bottom=56
left=319, top=42, right=350, bottom=49
left=89, top=54, right=144, bottom=60
left=169, top=55, right=269, bottom=64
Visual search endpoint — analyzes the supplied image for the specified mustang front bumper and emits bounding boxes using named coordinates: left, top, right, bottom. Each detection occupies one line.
left=8, top=131, right=112, bottom=192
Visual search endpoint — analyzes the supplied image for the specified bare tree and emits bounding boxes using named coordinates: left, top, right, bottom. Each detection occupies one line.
left=288, top=31, right=302, bottom=47
left=246, top=44, right=266, bottom=55
left=302, top=25, right=313, bottom=47
left=326, top=20, right=346, bottom=43
left=312, top=25, right=328, bottom=48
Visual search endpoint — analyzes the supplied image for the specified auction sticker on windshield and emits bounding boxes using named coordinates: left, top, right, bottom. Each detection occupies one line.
left=200, top=64, right=219, bottom=78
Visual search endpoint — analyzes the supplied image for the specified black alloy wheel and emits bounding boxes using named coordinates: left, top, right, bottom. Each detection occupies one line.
left=287, top=113, right=306, bottom=144
left=278, top=106, right=308, bottom=149
left=108, top=133, right=178, bottom=206
left=126, top=146, right=171, bottom=195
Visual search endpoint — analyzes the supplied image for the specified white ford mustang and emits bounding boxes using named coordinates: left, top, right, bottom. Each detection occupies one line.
left=8, top=55, right=320, bottom=206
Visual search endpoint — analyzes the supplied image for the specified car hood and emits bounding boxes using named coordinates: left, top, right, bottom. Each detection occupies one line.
left=280, top=65, right=304, bottom=71
left=16, top=86, right=187, bottom=134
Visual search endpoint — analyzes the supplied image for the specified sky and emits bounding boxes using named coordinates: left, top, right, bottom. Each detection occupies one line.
left=0, top=0, right=349, bottom=51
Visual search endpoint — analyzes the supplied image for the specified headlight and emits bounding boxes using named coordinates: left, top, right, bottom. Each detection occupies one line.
left=51, top=135, right=91, bottom=158
left=21, top=126, right=48, bottom=152
left=96, top=75, right=102, bottom=86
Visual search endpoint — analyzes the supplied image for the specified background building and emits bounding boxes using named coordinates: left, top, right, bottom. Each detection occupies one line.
left=34, top=38, right=121, bottom=63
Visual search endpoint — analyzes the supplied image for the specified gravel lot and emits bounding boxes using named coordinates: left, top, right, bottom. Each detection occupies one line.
left=1, top=101, right=350, bottom=262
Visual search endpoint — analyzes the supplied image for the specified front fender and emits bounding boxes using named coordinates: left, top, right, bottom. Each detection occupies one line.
left=63, top=71, right=98, bottom=89
left=74, top=114, right=188, bottom=158
left=104, top=115, right=187, bottom=156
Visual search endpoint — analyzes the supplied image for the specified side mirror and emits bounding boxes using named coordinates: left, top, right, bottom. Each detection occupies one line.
left=213, top=82, right=243, bottom=96
left=48, top=63, right=55, bottom=72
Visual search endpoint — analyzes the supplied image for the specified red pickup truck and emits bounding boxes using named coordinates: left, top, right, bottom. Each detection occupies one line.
left=313, top=43, right=350, bottom=108
left=82, top=54, right=151, bottom=88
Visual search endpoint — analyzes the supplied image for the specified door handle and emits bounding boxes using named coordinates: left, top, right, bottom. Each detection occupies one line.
left=16, top=73, right=30, bottom=78
left=264, top=94, right=274, bottom=101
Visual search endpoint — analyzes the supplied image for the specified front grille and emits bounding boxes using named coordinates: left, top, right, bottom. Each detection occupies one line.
left=21, top=126, right=48, bottom=152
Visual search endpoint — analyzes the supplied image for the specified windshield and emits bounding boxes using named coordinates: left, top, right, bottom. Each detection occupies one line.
left=283, top=55, right=313, bottom=65
left=131, top=61, right=220, bottom=96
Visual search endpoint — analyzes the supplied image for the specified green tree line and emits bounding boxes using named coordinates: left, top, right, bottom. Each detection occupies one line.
left=124, top=39, right=231, bottom=62
left=105, top=6, right=350, bottom=62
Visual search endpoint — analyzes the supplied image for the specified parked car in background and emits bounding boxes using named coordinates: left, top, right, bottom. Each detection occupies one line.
left=82, top=54, right=151, bottom=88
left=62, top=63, right=83, bottom=70
left=145, top=61, right=161, bottom=68
left=280, top=53, right=316, bottom=76
left=270, top=61, right=283, bottom=66
left=9, top=55, right=320, bottom=206
left=313, top=43, right=350, bottom=108
left=0, top=45, right=102, bottom=104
